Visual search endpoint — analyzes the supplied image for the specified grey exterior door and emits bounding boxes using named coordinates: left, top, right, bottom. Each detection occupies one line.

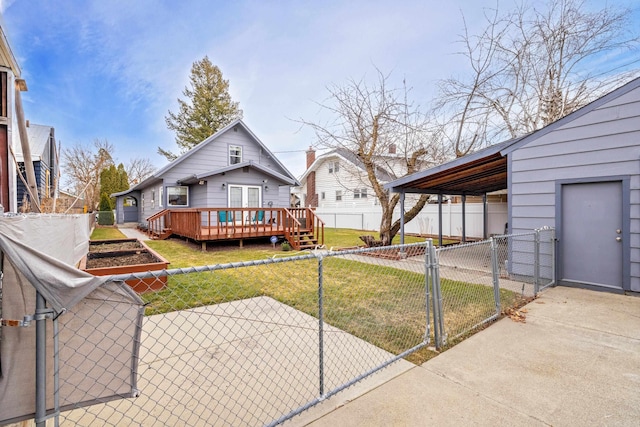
left=560, top=181, right=623, bottom=290
left=123, top=196, right=139, bottom=223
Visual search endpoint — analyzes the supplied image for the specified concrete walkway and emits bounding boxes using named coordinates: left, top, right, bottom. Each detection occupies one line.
left=117, top=225, right=150, bottom=241
left=296, top=287, right=640, bottom=426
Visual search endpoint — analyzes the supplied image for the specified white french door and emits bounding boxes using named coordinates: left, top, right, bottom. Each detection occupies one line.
left=229, top=185, right=261, bottom=223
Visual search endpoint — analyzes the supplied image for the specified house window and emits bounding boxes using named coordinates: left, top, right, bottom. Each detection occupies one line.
left=328, top=161, right=339, bottom=174
left=336, top=190, right=342, bottom=201
left=321, top=192, right=325, bottom=200
left=159, top=186, right=164, bottom=208
left=151, top=190, right=155, bottom=208
left=167, top=186, right=189, bottom=206
left=229, top=145, right=242, bottom=165
left=354, top=188, right=368, bottom=199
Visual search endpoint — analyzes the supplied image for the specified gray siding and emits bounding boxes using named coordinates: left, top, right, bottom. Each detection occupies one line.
left=509, top=85, right=640, bottom=291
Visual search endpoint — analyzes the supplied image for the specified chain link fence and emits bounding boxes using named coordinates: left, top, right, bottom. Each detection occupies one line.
left=8, top=228, right=555, bottom=426
left=52, top=243, right=431, bottom=427
left=431, top=227, right=556, bottom=347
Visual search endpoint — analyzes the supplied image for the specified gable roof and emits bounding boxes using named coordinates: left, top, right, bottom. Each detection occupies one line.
left=118, top=119, right=299, bottom=196
left=385, top=76, right=640, bottom=195
left=299, top=147, right=395, bottom=183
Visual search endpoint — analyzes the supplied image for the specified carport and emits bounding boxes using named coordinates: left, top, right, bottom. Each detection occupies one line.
left=385, top=136, right=524, bottom=245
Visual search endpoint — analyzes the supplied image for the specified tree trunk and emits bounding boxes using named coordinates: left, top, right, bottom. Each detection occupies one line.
left=379, top=194, right=429, bottom=245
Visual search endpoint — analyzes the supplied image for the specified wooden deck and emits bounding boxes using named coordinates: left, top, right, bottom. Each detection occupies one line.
left=147, top=207, right=324, bottom=250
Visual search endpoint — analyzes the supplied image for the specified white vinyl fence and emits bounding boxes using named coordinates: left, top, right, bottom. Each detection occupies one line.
left=315, top=202, right=508, bottom=238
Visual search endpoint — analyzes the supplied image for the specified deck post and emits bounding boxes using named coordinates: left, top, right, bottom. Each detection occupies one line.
left=239, top=239, right=243, bottom=248
left=201, top=241, right=207, bottom=252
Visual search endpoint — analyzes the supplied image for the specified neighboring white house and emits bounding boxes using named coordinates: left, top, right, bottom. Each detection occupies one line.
left=296, top=146, right=424, bottom=209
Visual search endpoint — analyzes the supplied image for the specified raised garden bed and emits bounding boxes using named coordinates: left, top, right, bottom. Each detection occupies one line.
left=80, top=238, right=169, bottom=294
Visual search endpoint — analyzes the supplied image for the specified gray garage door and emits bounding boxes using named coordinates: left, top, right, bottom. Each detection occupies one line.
left=560, top=181, right=623, bottom=290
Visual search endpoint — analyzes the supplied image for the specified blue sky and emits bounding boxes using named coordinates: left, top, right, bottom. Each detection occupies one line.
left=2, top=0, right=639, bottom=180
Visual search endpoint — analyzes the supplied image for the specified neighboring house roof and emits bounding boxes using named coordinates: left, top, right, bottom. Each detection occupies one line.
left=385, top=76, right=640, bottom=195
left=299, top=147, right=395, bottom=183
left=13, top=123, right=53, bottom=161
left=113, top=119, right=299, bottom=197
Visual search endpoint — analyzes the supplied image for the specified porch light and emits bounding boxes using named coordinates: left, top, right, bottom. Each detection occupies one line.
left=198, top=180, right=205, bottom=185
left=222, top=183, right=226, bottom=189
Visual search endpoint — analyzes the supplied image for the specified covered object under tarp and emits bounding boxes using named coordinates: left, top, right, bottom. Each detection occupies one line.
left=0, top=214, right=144, bottom=425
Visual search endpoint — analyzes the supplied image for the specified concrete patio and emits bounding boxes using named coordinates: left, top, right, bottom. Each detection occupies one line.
left=295, top=286, right=640, bottom=426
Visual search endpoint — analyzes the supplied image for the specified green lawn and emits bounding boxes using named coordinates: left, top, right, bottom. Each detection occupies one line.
left=139, top=228, right=520, bottom=365
left=91, top=227, right=127, bottom=240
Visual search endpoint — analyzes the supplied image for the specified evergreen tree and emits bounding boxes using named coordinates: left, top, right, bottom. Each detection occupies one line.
left=160, top=56, right=242, bottom=160
left=99, top=163, right=129, bottom=209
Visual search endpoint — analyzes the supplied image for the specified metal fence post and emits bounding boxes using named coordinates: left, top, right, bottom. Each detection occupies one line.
left=551, top=228, right=557, bottom=287
left=490, top=237, right=501, bottom=316
left=35, top=292, right=47, bottom=427
left=317, top=255, right=325, bottom=398
left=534, top=229, right=540, bottom=295
left=424, top=239, right=432, bottom=343
left=431, top=243, right=445, bottom=349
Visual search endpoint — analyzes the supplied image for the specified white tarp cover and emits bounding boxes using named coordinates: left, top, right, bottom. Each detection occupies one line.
left=0, top=215, right=144, bottom=425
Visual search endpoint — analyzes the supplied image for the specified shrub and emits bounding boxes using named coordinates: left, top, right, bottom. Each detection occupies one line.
left=281, top=241, right=292, bottom=251
left=98, top=210, right=114, bottom=226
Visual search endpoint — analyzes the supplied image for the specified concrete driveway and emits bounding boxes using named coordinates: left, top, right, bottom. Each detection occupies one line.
left=296, top=287, right=640, bottom=426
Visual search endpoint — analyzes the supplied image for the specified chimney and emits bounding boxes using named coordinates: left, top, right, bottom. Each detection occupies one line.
left=26, top=119, right=30, bottom=127
left=388, top=144, right=396, bottom=154
left=306, top=146, right=316, bottom=168
left=305, top=146, right=318, bottom=207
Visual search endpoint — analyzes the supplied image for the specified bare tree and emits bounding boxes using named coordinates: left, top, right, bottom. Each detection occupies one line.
left=126, top=157, right=156, bottom=186
left=436, top=0, right=639, bottom=157
left=301, top=69, right=445, bottom=245
left=62, top=139, right=114, bottom=211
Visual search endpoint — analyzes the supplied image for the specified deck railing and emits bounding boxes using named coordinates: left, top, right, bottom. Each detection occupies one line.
left=146, top=208, right=324, bottom=248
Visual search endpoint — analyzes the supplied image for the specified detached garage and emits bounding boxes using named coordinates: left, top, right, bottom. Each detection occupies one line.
left=386, top=76, right=640, bottom=293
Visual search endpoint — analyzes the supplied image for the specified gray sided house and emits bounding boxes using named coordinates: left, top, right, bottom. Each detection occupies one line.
left=14, top=122, right=58, bottom=211
left=114, top=119, right=299, bottom=226
left=386, top=76, right=640, bottom=294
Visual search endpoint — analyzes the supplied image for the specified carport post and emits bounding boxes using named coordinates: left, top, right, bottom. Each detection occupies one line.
left=483, top=194, right=488, bottom=240
left=437, top=194, right=443, bottom=247
left=400, top=192, right=405, bottom=246
left=461, top=195, right=466, bottom=243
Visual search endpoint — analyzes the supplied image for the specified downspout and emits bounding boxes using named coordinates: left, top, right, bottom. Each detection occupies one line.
left=14, top=79, right=40, bottom=211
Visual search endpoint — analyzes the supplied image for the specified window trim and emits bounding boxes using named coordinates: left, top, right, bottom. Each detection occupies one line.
left=229, top=144, right=243, bottom=165
left=328, top=160, right=339, bottom=174
left=167, top=186, right=189, bottom=207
